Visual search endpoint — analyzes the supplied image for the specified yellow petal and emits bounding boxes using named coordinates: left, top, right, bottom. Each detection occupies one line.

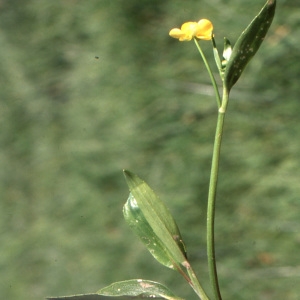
left=169, top=19, right=213, bottom=42
left=181, top=22, right=198, bottom=33
left=181, top=22, right=198, bottom=40
left=169, top=28, right=184, bottom=38
left=195, top=19, right=213, bottom=40
left=169, top=28, right=192, bottom=41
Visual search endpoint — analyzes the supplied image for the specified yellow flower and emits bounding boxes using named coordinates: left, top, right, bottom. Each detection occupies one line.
left=169, top=19, right=213, bottom=41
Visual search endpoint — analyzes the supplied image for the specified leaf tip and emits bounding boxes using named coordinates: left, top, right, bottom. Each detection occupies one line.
left=123, top=169, right=134, bottom=182
left=123, top=169, right=134, bottom=176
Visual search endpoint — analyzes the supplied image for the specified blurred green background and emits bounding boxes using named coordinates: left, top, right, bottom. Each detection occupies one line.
left=1, top=0, right=299, bottom=299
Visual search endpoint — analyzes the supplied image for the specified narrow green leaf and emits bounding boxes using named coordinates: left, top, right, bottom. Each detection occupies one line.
left=224, top=0, right=276, bottom=91
left=123, top=170, right=187, bottom=267
left=97, top=279, right=184, bottom=300
left=46, top=294, right=128, bottom=300
left=47, top=280, right=183, bottom=300
left=124, top=193, right=177, bottom=269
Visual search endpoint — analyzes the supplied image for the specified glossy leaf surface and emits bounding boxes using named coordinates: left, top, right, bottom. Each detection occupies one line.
left=97, top=279, right=183, bottom=300
left=224, top=0, right=276, bottom=91
left=124, top=193, right=177, bottom=269
left=123, top=170, right=187, bottom=267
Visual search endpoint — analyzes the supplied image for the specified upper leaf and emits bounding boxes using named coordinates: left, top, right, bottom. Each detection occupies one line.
left=224, top=0, right=276, bottom=92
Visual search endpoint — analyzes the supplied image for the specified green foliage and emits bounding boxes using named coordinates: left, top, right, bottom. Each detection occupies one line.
left=47, top=280, right=184, bottom=300
left=98, top=279, right=183, bottom=300
left=123, top=171, right=187, bottom=269
left=124, top=191, right=186, bottom=271
left=0, top=1, right=299, bottom=300
left=123, top=172, right=208, bottom=300
left=224, top=0, right=277, bottom=92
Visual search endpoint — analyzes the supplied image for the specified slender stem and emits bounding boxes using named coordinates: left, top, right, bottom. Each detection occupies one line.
left=193, top=38, right=221, bottom=108
left=206, top=87, right=229, bottom=300
left=186, top=264, right=210, bottom=300
left=175, top=261, right=209, bottom=300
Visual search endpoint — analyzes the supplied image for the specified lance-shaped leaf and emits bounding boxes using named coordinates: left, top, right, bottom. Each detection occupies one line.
left=224, top=0, right=276, bottom=91
left=124, top=193, right=178, bottom=269
left=47, top=292, right=176, bottom=300
left=123, top=170, right=188, bottom=269
left=47, top=294, right=119, bottom=300
left=97, top=279, right=184, bottom=300
left=46, top=280, right=183, bottom=300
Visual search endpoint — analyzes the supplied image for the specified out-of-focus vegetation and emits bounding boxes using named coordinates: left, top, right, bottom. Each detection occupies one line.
left=0, top=1, right=299, bottom=299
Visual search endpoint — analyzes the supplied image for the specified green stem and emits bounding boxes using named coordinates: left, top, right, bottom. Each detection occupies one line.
left=186, top=264, right=210, bottom=300
left=207, top=87, right=229, bottom=300
left=193, top=38, right=221, bottom=108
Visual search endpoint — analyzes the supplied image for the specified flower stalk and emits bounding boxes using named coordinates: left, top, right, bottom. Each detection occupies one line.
left=193, top=38, right=221, bottom=108
left=206, top=87, right=229, bottom=300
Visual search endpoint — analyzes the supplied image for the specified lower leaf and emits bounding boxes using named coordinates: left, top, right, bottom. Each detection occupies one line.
left=97, top=279, right=184, bottom=300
